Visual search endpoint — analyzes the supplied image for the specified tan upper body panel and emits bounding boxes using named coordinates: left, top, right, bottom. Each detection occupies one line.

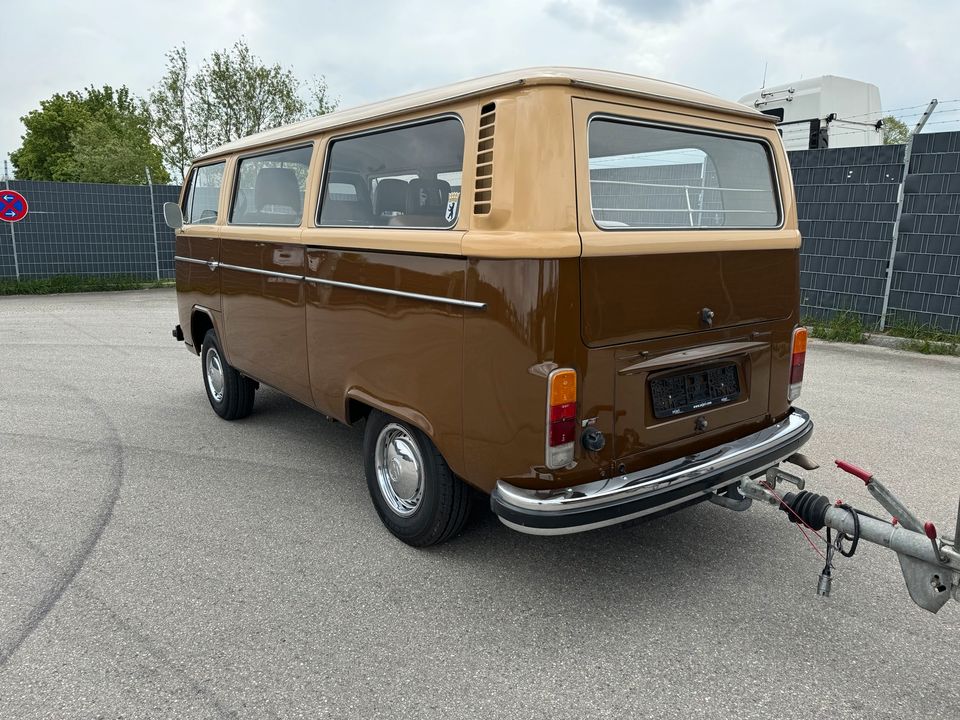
left=179, top=67, right=794, bottom=259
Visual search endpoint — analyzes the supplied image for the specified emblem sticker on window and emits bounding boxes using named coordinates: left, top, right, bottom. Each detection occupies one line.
left=445, top=191, right=461, bottom=224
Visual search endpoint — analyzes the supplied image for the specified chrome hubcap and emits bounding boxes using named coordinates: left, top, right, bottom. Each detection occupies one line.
left=205, top=347, right=225, bottom=402
left=374, top=423, right=424, bottom=516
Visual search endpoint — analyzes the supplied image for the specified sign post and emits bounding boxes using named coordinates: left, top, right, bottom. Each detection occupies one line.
left=0, top=178, right=27, bottom=280
left=146, top=167, right=161, bottom=280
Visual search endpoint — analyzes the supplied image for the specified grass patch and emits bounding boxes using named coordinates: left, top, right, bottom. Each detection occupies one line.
left=897, top=338, right=960, bottom=356
left=885, top=317, right=960, bottom=356
left=885, top=318, right=960, bottom=344
left=804, top=311, right=870, bottom=344
left=0, top=275, right=174, bottom=296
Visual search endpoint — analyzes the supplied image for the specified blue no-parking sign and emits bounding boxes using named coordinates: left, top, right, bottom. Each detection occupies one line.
left=0, top=189, right=28, bottom=223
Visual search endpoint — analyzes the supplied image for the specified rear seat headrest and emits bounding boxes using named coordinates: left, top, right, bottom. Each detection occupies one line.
left=406, top=178, right=451, bottom=216
left=255, top=167, right=302, bottom=212
left=374, top=179, right=409, bottom=216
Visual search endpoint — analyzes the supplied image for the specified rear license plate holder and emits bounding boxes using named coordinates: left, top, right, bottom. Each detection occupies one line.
left=649, top=363, right=741, bottom=419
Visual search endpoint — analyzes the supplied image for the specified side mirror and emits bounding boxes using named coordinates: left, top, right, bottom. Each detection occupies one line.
left=163, top=202, right=184, bottom=230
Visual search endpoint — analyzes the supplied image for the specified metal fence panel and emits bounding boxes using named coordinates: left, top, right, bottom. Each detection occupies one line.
left=887, top=131, right=960, bottom=333
left=2, top=132, right=960, bottom=333
left=0, top=180, right=180, bottom=281
left=789, top=144, right=904, bottom=326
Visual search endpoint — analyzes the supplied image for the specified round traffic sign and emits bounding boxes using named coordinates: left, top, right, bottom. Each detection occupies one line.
left=0, top=189, right=28, bottom=223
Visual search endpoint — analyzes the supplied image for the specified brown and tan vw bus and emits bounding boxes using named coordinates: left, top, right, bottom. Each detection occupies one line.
left=165, top=67, right=813, bottom=546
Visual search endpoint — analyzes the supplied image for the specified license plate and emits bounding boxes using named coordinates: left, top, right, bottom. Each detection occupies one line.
left=650, top=364, right=741, bottom=419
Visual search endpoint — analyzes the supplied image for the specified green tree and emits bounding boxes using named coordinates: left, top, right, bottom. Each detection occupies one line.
left=63, top=120, right=169, bottom=185
left=10, top=85, right=169, bottom=183
left=882, top=115, right=910, bottom=145
left=150, top=40, right=338, bottom=181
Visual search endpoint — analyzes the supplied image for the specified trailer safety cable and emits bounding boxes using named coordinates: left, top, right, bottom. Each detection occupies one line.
left=827, top=503, right=861, bottom=559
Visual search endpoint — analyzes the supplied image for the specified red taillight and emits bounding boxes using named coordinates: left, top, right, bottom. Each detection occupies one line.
left=549, top=419, right=576, bottom=446
left=788, top=327, right=807, bottom=401
left=549, top=402, right=576, bottom=423
left=790, top=353, right=805, bottom=384
left=546, top=369, right=577, bottom=468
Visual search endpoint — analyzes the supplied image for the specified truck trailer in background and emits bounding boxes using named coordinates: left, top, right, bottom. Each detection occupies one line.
left=738, top=75, right=883, bottom=150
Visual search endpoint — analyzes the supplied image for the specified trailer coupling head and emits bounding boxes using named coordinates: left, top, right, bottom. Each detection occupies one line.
left=734, top=460, right=960, bottom=614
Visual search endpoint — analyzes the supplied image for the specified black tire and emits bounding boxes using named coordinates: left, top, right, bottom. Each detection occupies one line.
left=201, top=329, right=256, bottom=420
left=363, top=410, right=471, bottom=546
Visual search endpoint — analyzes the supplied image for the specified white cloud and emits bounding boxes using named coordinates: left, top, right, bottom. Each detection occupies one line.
left=2, top=0, right=958, bottom=176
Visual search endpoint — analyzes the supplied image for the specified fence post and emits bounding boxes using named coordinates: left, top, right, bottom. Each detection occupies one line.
left=878, top=99, right=938, bottom=330
left=146, top=166, right=160, bottom=280
left=3, top=161, right=19, bottom=280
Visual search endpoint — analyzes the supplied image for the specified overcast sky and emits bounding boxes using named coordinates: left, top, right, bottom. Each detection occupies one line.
left=3, top=0, right=959, bottom=174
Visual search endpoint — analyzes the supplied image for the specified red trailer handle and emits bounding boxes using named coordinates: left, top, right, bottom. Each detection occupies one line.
left=835, top=459, right=874, bottom=484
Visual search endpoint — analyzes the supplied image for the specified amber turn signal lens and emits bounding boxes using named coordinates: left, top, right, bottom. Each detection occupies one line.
left=791, top=326, right=808, bottom=356
left=788, top=326, right=807, bottom=401
left=549, top=369, right=577, bottom=406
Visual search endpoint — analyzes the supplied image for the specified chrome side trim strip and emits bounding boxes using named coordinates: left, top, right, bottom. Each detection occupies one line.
left=174, top=256, right=485, bottom=308
left=175, top=255, right=219, bottom=270
left=495, top=408, right=812, bottom=514
left=218, top=262, right=302, bottom=281
left=304, top=276, right=487, bottom=309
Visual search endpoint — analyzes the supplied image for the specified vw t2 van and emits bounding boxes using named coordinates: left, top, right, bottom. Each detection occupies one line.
left=166, top=67, right=813, bottom=546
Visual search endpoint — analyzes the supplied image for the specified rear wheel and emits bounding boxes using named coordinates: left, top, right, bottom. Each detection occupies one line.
left=363, top=410, right=471, bottom=546
left=201, top=329, right=256, bottom=420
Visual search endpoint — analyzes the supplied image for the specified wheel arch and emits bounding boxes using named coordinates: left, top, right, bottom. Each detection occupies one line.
left=189, top=306, right=229, bottom=361
left=345, top=387, right=475, bottom=486
left=344, top=389, right=435, bottom=437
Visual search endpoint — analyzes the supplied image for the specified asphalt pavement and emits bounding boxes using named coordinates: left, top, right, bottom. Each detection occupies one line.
left=1, top=288, right=959, bottom=719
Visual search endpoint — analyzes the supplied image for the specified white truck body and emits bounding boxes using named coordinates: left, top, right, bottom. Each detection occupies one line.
left=738, top=76, right=883, bottom=150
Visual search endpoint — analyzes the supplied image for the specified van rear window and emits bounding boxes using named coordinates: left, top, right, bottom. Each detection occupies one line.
left=318, top=117, right=464, bottom=229
left=588, top=118, right=780, bottom=230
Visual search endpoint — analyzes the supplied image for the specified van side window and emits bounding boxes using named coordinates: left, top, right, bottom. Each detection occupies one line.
left=183, top=162, right=225, bottom=225
left=588, top=119, right=780, bottom=230
left=229, top=145, right=313, bottom=226
left=319, top=117, right=464, bottom=229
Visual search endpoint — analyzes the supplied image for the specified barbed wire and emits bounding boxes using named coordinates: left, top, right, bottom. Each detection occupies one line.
left=838, top=101, right=929, bottom=122
left=821, top=108, right=960, bottom=138
left=840, top=98, right=960, bottom=122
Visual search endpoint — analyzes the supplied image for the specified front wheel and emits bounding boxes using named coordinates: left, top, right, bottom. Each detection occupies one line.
left=201, top=329, right=256, bottom=420
left=363, top=410, right=471, bottom=546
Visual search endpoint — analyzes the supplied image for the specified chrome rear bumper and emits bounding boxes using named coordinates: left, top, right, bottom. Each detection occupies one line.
left=491, top=407, right=813, bottom=535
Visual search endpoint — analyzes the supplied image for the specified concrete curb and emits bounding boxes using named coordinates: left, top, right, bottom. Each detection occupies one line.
left=805, top=326, right=958, bottom=354
left=863, top=334, right=907, bottom=350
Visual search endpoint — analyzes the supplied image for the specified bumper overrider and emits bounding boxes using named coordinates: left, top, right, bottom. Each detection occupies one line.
left=491, top=407, right=813, bottom=535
